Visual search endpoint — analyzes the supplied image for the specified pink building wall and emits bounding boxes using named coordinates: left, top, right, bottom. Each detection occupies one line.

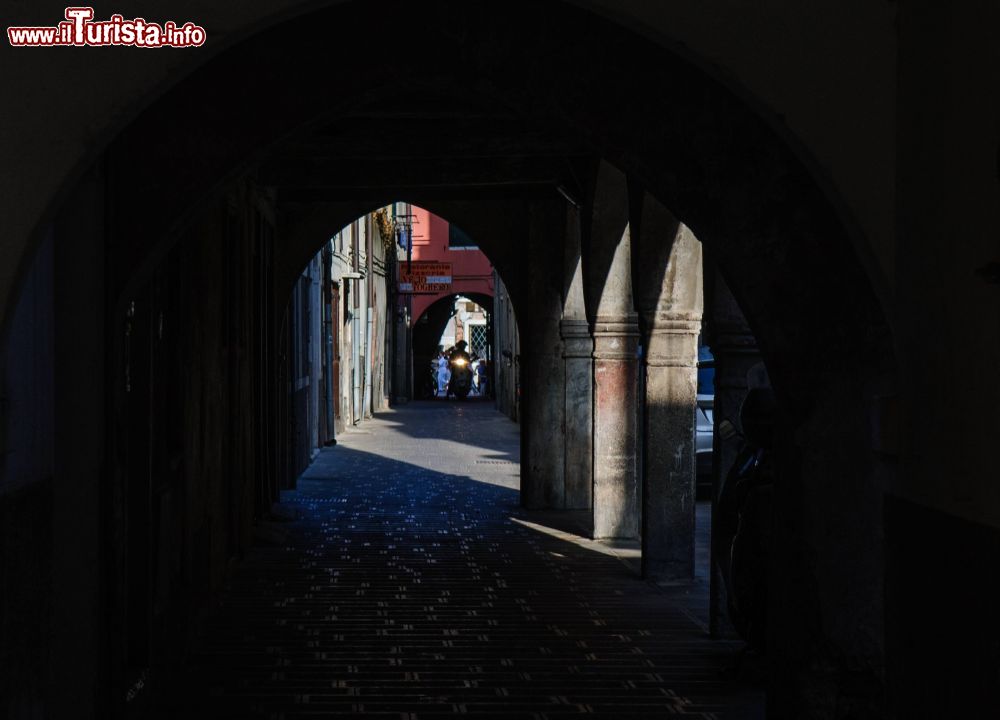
left=407, top=206, right=494, bottom=324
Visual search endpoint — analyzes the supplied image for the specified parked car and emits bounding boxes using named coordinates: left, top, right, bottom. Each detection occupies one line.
left=696, top=346, right=715, bottom=498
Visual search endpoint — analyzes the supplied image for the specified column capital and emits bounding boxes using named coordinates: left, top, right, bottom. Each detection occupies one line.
left=592, top=313, right=639, bottom=360
left=639, top=310, right=701, bottom=335
left=592, top=312, right=639, bottom=336
left=639, top=311, right=700, bottom=367
left=560, top=317, right=591, bottom=337
left=561, top=318, right=593, bottom=359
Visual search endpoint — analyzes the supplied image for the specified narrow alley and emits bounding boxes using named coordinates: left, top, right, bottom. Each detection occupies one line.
left=159, top=403, right=762, bottom=719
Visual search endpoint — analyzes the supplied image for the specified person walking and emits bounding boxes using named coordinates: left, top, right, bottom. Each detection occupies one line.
left=436, top=354, right=450, bottom=397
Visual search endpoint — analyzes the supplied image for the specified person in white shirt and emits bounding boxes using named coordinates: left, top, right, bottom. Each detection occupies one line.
left=436, top=354, right=450, bottom=397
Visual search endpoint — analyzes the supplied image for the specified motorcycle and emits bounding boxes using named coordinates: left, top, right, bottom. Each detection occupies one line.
left=716, top=388, right=776, bottom=655
left=448, top=344, right=473, bottom=399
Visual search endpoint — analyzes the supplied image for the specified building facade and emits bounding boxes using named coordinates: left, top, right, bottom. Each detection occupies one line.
left=395, top=204, right=498, bottom=400
left=285, top=211, right=396, bottom=478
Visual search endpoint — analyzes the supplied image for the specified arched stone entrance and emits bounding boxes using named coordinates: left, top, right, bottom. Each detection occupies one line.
left=0, top=2, right=897, bottom=717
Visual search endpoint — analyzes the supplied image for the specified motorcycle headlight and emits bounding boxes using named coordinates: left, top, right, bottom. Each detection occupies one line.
left=453, top=358, right=467, bottom=367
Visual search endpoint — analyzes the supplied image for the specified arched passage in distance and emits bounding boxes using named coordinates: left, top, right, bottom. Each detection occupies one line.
left=411, top=292, right=496, bottom=399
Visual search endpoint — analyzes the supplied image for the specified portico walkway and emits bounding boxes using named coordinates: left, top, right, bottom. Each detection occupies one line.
left=158, top=402, right=763, bottom=718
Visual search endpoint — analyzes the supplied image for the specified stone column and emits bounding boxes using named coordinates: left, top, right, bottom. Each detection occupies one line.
left=562, top=203, right=593, bottom=510
left=632, top=194, right=704, bottom=581
left=592, top=308, right=640, bottom=538
left=520, top=200, right=567, bottom=510
left=704, top=264, right=766, bottom=636
left=585, top=163, right=639, bottom=540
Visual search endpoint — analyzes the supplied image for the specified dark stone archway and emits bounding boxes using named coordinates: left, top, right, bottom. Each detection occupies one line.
left=12, top=0, right=897, bottom=715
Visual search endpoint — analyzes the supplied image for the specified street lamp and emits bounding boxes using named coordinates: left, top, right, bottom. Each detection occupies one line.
left=394, top=203, right=415, bottom=273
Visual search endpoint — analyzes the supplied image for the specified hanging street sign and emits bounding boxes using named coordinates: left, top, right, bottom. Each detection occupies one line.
left=398, top=261, right=452, bottom=294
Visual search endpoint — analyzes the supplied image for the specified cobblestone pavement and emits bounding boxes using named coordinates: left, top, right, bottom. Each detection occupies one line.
left=165, top=402, right=764, bottom=719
